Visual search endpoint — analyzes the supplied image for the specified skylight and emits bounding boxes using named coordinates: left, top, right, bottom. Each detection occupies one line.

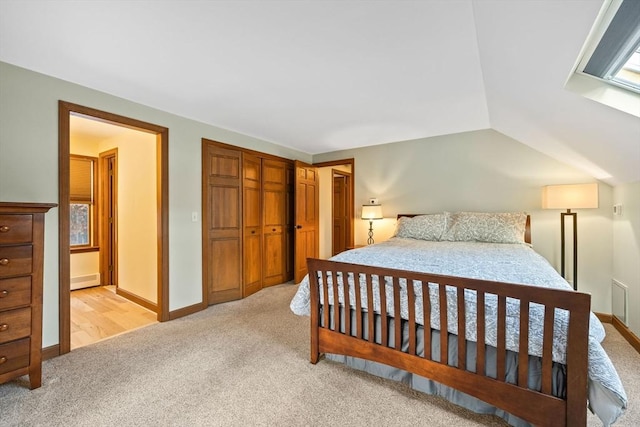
left=612, top=46, right=640, bottom=91
left=579, top=0, right=640, bottom=93
left=566, top=0, right=640, bottom=117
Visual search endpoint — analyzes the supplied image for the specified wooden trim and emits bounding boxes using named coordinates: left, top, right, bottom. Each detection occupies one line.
left=157, top=128, right=170, bottom=321
left=200, top=141, right=209, bottom=307
left=58, top=102, right=71, bottom=355
left=58, top=101, right=170, bottom=356
left=202, top=138, right=293, bottom=163
left=314, top=158, right=355, bottom=168
left=594, top=312, right=613, bottom=323
left=69, top=246, right=100, bottom=254
left=169, top=302, right=208, bottom=320
left=115, top=287, right=158, bottom=313
left=612, top=315, right=640, bottom=354
left=41, top=344, right=60, bottom=361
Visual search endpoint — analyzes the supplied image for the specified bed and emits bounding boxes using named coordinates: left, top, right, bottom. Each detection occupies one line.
left=290, top=212, right=627, bottom=426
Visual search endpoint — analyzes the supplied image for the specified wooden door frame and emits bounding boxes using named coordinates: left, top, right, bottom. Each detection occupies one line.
left=99, top=149, right=118, bottom=288
left=58, top=101, right=169, bottom=356
left=314, top=158, right=355, bottom=249
left=331, top=169, right=353, bottom=254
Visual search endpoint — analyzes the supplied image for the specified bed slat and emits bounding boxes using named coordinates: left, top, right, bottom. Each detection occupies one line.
left=354, top=273, right=363, bottom=339
left=541, top=306, right=555, bottom=395
left=366, top=273, right=375, bottom=343
left=422, top=282, right=431, bottom=360
left=380, top=275, right=388, bottom=346
left=496, top=295, right=507, bottom=381
left=342, top=270, right=351, bottom=336
left=477, top=291, right=486, bottom=376
left=457, top=288, right=467, bottom=370
left=393, top=277, right=401, bottom=350
left=439, top=284, right=448, bottom=365
left=408, top=279, right=417, bottom=355
left=518, top=299, right=530, bottom=387
left=332, top=271, right=340, bottom=333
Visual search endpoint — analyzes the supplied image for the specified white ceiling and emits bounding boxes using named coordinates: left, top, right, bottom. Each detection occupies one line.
left=1, top=0, right=638, bottom=185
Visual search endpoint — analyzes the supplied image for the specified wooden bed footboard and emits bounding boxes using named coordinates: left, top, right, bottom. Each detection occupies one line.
left=307, top=258, right=591, bottom=427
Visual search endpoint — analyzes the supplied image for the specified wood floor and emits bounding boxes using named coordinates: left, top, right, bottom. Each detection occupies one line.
left=70, top=285, right=157, bottom=350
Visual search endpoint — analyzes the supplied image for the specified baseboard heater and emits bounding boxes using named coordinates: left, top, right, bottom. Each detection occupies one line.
left=70, top=273, right=101, bottom=290
left=611, top=279, right=628, bottom=326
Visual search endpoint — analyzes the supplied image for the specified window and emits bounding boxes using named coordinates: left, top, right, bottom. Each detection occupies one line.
left=580, top=0, right=640, bottom=93
left=566, top=0, right=640, bottom=117
left=70, top=155, right=98, bottom=250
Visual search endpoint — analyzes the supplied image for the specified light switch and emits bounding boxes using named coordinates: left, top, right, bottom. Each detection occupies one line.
left=191, top=212, right=198, bottom=222
left=613, top=204, right=622, bottom=216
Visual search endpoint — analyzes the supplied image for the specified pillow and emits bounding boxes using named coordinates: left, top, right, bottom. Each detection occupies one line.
left=442, top=212, right=527, bottom=244
left=394, top=214, right=447, bottom=241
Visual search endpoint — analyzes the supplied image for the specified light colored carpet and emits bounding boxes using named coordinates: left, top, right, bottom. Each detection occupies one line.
left=0, top=283, right=637, bottom=426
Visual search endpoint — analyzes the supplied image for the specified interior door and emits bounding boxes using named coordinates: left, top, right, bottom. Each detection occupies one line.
left=294, top=161, right=319, bottom=283
left=203, top=143, right=243, bottom=304
left=243, top=153, right=262, bottom=297
left=99, top=149, right=118, bottom=287
left=332, top=173, right=348, bottom=255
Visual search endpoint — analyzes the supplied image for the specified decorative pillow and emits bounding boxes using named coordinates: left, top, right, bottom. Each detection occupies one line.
left=442, top=212, right=527, bottom=244
left=394, top=214, right=447, bottom=241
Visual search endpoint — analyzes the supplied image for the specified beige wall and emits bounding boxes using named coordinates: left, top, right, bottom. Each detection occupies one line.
left=613, top=181, right=640, bottom=335
left=313, top=129, right=615, bottom=315
left=99, top=130, right=158, bottom=303
left=0, top=61, right=311, bottom=347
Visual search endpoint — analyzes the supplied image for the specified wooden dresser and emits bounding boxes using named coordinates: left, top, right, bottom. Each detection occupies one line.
left=0, top=202, right=56, bottom=389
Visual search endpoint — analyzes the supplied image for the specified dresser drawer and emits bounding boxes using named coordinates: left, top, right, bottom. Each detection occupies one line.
left=0, top=337, right=30, bottom=375
left=0, top=307, right=31, bottom=344
left=0, top=277, right=31, bottom=311
left=0, top=245, right=33, bottom=278
left=0, top=215, right=33, bottom=245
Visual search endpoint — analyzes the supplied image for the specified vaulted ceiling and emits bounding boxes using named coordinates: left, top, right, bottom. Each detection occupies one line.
left=1, top=1, right=638, bottom=185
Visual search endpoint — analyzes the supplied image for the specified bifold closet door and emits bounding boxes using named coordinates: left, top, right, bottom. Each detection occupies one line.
left=262, top=159, right=287, bottom=287
left=203, top=144, right=243, bottom=304
left=243, top=154, right=262, bottom=297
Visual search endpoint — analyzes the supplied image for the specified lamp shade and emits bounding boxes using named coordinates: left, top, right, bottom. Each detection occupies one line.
left=542, top=183, right=599, bottom=209
left=361, top=204, right=383, bottom=220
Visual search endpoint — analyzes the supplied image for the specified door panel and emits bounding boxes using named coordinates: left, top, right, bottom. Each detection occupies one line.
left=204, top=144, right=243, bottom=304
left=243, top=154, right=262, bottom=297
left=262, top=159, right=287, bottom=286
left=294, top=161, right=319, bottom=283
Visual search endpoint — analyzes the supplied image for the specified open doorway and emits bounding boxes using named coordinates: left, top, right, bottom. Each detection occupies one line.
left=315, top=159, right=354, bottom=259
left=58, top=101, right=169, bottom=355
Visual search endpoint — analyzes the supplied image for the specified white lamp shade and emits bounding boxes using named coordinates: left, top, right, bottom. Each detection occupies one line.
left=542, top=183, right=599, bottom=209
left=361, top=204, right=383, bottom=220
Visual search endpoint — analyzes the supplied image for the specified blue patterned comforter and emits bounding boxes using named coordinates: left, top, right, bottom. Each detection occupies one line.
left=290, top=238, right=627, bottom=425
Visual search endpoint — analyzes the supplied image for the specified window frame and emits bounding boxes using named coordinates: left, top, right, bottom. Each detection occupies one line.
left=70, top=154, right=99, bottom=253
left=566, top=0, right=640, bottom=117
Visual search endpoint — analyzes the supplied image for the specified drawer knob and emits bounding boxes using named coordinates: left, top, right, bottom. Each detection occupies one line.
left=0, top=324, right=8, bottom=332
left=0, top=356, right=7, bottom=365
left=0, top=290, right=8, bottom=298
left=0, top=258, right=9, bottom=266
left=0, top=225, right=9, bottom=233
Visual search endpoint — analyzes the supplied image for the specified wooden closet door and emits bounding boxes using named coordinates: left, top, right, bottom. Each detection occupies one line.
left=243, top=154, right=262, bottom=297
left=294, top=161, right=319, bottom=283
left=262, top=159, right=287, bottom=287
left=203, top=143, right=243, bottom=304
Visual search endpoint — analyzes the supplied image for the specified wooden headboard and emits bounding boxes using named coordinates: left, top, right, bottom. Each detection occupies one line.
left=396, top=213, right=532, bottom=245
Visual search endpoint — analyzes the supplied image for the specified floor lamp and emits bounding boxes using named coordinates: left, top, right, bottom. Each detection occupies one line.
left=361, top=204, right=383, bottom=244
left=542, top=183, right=599, bottom=290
